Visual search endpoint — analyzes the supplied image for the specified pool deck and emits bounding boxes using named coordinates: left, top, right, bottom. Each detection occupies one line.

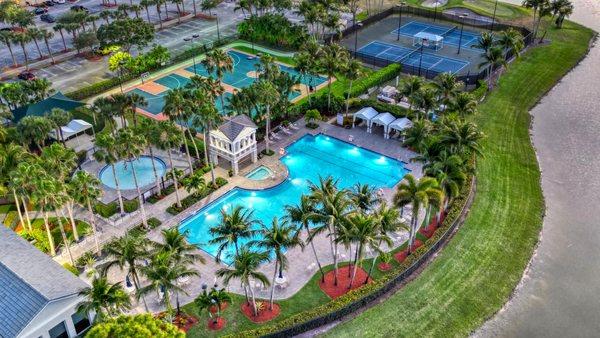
left=61, top=118, right=423, bottom=314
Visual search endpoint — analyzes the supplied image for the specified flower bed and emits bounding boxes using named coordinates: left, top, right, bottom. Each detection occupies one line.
left=240, top=302, right=281, bottom=323
left=166, top=177, right=228, bottom=215
left=319, top=265, right=373, bottom=299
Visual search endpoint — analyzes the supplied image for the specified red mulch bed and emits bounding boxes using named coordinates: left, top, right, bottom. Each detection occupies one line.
left=240, top=302, right=281, bottom=323
left=156, top=313, right=198, bottom=333
left=318, top=265, right=372, bottom=299
left=419, top=225, right=436, bottom=239
left=378, top=262, right=393, bottom=271
left=207, top=317, right=226, bottom=331
left=394, top=240, right=424, bottom=264
left=209, top=302, right=229, bottom=314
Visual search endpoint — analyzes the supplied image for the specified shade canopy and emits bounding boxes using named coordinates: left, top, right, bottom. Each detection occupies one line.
left=389, top=117, right=413, bottom=132
left=49, top=119, right=93, bottom=140
left=371, top=112, right=398, bottom=139
left=352, top=107, right=379, bottom=131
left=415, top=31, right=444, bottom=42
left=11, top=92, right=84, bottom=122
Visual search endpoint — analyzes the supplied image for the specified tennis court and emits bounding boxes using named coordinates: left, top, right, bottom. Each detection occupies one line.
left=357, top=41, right=469, bottom=74
left=392, top=21, right=482, bottom=50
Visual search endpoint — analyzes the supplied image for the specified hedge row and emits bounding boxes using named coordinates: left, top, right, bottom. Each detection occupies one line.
left=471, top=80, right=488, bottom=101
left=344, top=63, right=402, bottom=98
left=228, top=173, right=474, bottom=337
left=94, top=199, right=139, bottom=218
left=348, top=98, right=413, bottom=119
left=166, top=177, right=228, bottom=215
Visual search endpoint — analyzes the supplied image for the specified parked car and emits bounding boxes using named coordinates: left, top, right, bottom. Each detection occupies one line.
left=32, top=7, right=48, bottom=15
left=18, top=71, right=36, bottom=81
left=70, top=5, right=89, bottom=13
left=52, top=0, right=66, bottom=3
left=44, top=1, right=54, bottom=6
left=40, top=14, right=55, bottom=23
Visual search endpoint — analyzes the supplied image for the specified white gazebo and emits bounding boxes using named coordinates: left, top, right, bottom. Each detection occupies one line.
left=371, top=112, right=396, bottom=139
left=352, top=107, right=379, bottom=132
left=49, top=119, right=94, bottom=141
left=389, top=117, right=413, bottom=140
left=209, top=115, right=258, bottom=175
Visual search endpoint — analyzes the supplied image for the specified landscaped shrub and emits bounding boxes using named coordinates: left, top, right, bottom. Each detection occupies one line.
left=166, top=178, right=228, bottom=215
left=471, top=80, right=488, bottom=101
left=94, top=202, right=118, bottom=218
left=344, top=63, right=403, bottom=98
left=215, top=177, right=228, bottom=188
left=75, top=251, right=97, bottom=269
left=349, top=98, right=413, bottom=119
left=147, top=217, right=162, bottom=229
left=147, top=185, right=177, bottom=204
left=123, top=199, right=139, bottom=213
left=238, top=14, right=308, bottom=49
left=294, top=94, right=345, bottom=117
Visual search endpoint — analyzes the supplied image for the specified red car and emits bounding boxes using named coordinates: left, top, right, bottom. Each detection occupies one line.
left=18, top=71, right=36, bottom=81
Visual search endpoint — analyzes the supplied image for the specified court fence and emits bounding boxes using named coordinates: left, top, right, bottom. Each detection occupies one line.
left=329, top=6, right=534, bottom=86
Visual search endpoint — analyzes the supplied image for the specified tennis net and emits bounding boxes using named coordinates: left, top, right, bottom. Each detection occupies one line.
left=398, top=47, right=421, bottom=61
left=442, top=25, right=459, bottom=36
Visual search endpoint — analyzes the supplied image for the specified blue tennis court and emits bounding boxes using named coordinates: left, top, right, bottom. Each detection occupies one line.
left=391, top=21, right=482, bottom=50
left=357, top=41, right=469, bottom=74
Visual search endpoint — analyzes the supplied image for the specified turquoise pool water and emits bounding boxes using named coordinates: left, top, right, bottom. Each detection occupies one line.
left=99, top=156, right=166, bottom=190
left=246, top=166, right=273, bottom=180
left=179, top=134, right=408, bottom=264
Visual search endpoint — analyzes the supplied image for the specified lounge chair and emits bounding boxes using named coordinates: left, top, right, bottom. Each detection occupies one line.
left=290, top=123, right=300, bottom=130
left=281, top=126, right=293, bottom=135
left=271, top=132, right=282, bottom=141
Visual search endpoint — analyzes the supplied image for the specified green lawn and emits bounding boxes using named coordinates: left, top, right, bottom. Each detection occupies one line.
left=403, top=0, right=529, bottom=20
left=324, top=20, right=594, bottom=338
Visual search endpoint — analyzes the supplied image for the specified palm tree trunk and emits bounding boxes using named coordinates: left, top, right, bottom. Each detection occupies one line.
left=192, top=0, right=197, bottom=16
left=327, top=77, right=332, bottom=111
left=3, top=40, right=17, bottom=67
left=206, top=124, right=216, bottom=187
left=348, top=243, right=361, bottom=289
left=175, top=3, right=182, bottom=23
left=242, top=282, right=249, bottom=303
left=167, top=149, right=182, bottom=208
left=145, top=6, right=151, bottom=22
left=202, top=130, right=209, bottom=165
left=332, top=225, right=339, bottom=286
left=157, top=6, right=164, bottom=29
left=21, top=196, right=32, bottom=231
left=265, top=108, right=271, bottom=154
left=86, top=198, right=101, bottom=254
left=19, top=42, right=30, bottom=71
left=43, top=211, right=56, bottom=256
left=305, top=225, right=325, bottom=282
left=66, top=202, right=80, bottom=241
left=111, top=164, right=127, bottom=215
left=32, top=38, right=43, bottom=60
left=269, top=260, right=277, bottom=310
left=186, top=128, right=201, bottom=160
left=345, top=79, right=353, bottom=118
left=248, top=281, right=258, bottom=316
left=180, top=129, right=194, bottom=172
left=131, top=270, right=149, bottom=312
left=164, top=2, right=170, bottom=20
left=130, top=159, right=148, bottom=228
left=12, top=190, right=25, bottom=231
left=365, top=245, right=378, bottom=284
left=57, top=210, right=75, bottom=265
left=44, top=37, right=55, bottom=63
left=148, top=147, right=162, bottom=196
left=58, top=29, right=67, bottom=51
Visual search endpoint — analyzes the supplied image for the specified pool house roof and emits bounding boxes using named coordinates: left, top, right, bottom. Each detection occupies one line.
left=217, top=114, right=257, bottom=142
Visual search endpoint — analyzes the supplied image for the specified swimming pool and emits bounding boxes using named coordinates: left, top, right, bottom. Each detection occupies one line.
left=99, top=155, right=166, bottom=190
left=246, top=166, right=273, bottom=180
left=179, top=134, right=408, bottom=264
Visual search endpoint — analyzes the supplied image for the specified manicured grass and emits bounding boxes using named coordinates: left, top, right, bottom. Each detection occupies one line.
left=324, top=21, right=594, bottom=337
left=0, top=204, right=16, bottom=214
left=19, top=217, right=92, bottom=255
left=404, top=0, right=529, bottom=20
left=232, top=45, right=297, bottom=66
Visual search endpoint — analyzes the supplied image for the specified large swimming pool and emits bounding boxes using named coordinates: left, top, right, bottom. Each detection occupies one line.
left=99, top=155, right=166, bottom=190
left=179, top=134, right=408, bottom=264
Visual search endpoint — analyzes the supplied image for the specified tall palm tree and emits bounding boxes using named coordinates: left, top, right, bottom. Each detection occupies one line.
left=47, top=108, right=72, bottom=144
left=31, top=172, right=60, bottom=257
left=393, top=174, right=443, bottom=254
left=101, top=233, right=151, bottom=311
left=41, top=29, right=55, bottom=64
left=202, top=49, right=233, bottom=109
left=424, top=151, right=467, bottom=212
left=216, top=246, right=270, bottom=316
left=413, top=87, right=439, bottom=120
left=163, top=88, right=194, bottom=172
left=397, top=75, right=424, bottom=111
left=136, top=119, right=163, bottom=195
left=53, top=23, right=68, bottom=52
left=94, top=133, right=126, bottom=216
left=253, top=217, right=303, bottom=309
left=209, top=206, right=259, bottom=262
left=350, top=183, right=378, bottom=213
left=320, top=43, right=349, bottom=111
left=12, top=32, right=32, bottom=70
left=155, top=121, right=184, bottom=208
left=16, top=116, right=53, bottom=151
left=254, top=80, right=280, bottom=154
left=475, top=31, right=495, bottom=52
left=497, top=28, right=525, bottom=63
left=432, top=72, right=463, bottom=106
left=27, top=27, right=45, bottom=60
left=78, top=277, right=132, bottom=322
left=551, top=0, right=573, bottom=28
left=441, top=120, right=484, bottom=157
left=92, top=96, right=119, bottom=133
left=2, top=144, right=29, bottom=228
left=342, top=58, right=363, bottom=117
left=447, top=92, right=478, bottom=117
left=189, top=92, right=221, bottom=186
left=71, top=171, right=103, bottom=254
left=116, top=128, right=149, bottom=228
left=403, top=118, right=432, bottom=152
left=138, top=250, right=198, bottom=317
left=479, top=46, right=507, bottom=88
left=0, top=30, right=18, bottom=67
left=285, top=195, right=325, bottom=282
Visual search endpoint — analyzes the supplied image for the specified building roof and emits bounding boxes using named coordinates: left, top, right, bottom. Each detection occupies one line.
left=11, top=92, right=84, bottom=122
left=0, top=225, right=88, bottom=337
left=217, top=114, right=257, bottom=141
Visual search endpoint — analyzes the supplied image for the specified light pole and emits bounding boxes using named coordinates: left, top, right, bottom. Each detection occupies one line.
left=184, top=33, right=200, bottom=74
left=396, top=2, right=406, bottom=41
left=215, top=14, right=221, bottom=44
left=433, top=0, right=439, bottom=22
left=353, top=22, right=363, bottom=58
left=490, top=0, right=498, bottom=32
left=417, top=43, right=424, bottom=76
left=457, top=14, right=468, bottom=55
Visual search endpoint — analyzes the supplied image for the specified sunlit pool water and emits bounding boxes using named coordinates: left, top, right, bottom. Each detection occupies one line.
left=179, top=134, right=408, bottom=264
left=99, top=155, right=166, bottom=190
left=245, top=166, right=273, bottom=180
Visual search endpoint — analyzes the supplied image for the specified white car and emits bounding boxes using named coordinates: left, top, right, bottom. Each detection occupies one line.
left=52, top=0, right=66, bottom=4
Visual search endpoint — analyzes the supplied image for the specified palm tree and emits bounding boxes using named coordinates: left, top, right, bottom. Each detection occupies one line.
left=424, top=151, right=467, bottom=212
left=254, top=80, right=280, bottom=154
left=92, top=96, right=119, bottom=134
left=447, top=92, right=478, bottom=117
left=163, top=88, right=194, bottom=172
left=94, top=133, right=126, bottom=216
left=285, top=195, right=325, bottom=282
left=41, top=29, right=55, bottom=64
left=47, top=108, right=72, bottom=144
left=155, top=0, right=166, bottom=29
left=193, top=99, right=221, bottom=186
left=78, top=277, right=132, bottom=322
left=253, top=217, right=303, bottom=309
left=53, top=23, right=68, bottom=52
left=101, top=233, right=150, bottom=311
left=140, top=0, right=153, bottom=22
left=342, top=58, right=363, bottom=117
left=27, top=27, right=45, bottom=60
left=124, top=91, right=147, bottom=127
left=497, top=28, right=525, bottom=63
left=3, top=145, right=30, bottom=230
left=0, top=30, right=17, bottom=67
left=441, top=120, right=484, bottom=157
left=12, top=32, right=32, bottom=70
left=71, top=171, right=103, bottom=254
left=413, top=87, right=439, bottom=120
left=551, top=0, right=573, bottom=28
left=116, top=128, right=149, bottom=228
left=475, top=31, right=495, bottom=52
left=209, top=206, right=259, bottom=262
left=138, top=250, right=198, bottom=317
left=202, top=49, right=233, bottom=109
left=31, top=172, right=59, bottom=257
left=321, top=43, right=349, bottom=111
left=393, top=174, right=443, bottom=254
left=155, top=121, right=184, bottom=208
left=403, top=118, right=432, bottom=152
left=397, top=75, right=424, bottom=111
left=136, top=119, right=163, bottom=195
left=16, top=116, right=53, bottom=151
left=479, top=46, right=507, bottom=88
left=350, top=183, right=378, bottom=213
left=216, top=246, right=270, bottom=316
left=432, top=72, right=463, bottom=106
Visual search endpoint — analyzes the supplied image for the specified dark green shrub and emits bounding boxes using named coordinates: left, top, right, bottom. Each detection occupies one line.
left=238, top=14, right=308, bottom=49
left=215, top=177, right=228, bottom=187
left=123, top=199, right=139, bottom=213
left=261, top=149, right=275, bottom=156
left=349, top=98, right=413, bottom=119
left=94, top=202, right=118, bottom=218
left=344, top=63, right=402, bottom=98
left=471, top=80, right=488, bottom=101
left=147, top=217, right=162, bottom=229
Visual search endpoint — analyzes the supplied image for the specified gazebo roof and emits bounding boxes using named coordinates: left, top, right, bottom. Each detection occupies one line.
left=371, top=112, right=396, bottom=126
left=11, top=92, right=84, bottom=122
left=353, top=107, right=379, bottom=121
left=389, top=117, right=413, bottom=131
left=415, top=31, right=444, bottom=42
left=49, top=119, right=93, bottom=140
left=217, top=114, right=257, bottom=141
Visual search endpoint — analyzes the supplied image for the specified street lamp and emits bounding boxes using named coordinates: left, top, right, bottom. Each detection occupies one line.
left=490, top=0, right=499, bottom=32
left=353, top=22, right=363, bottom=58
left=433, top=0, right=439, bottom=22
left=457, top=14, right=468, bottom=55
left=417, top=44, right=424, bottom=76
left=215, top=14, right=221, bottom=44
left=396, top=2, right=406, bottom=41
left=184, top=34, right=200, bottom=74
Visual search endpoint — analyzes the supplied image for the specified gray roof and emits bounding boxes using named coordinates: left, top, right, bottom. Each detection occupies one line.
left=0, top=225, right=88, bottom=337
left=217, top=114, right=257, bottom=141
